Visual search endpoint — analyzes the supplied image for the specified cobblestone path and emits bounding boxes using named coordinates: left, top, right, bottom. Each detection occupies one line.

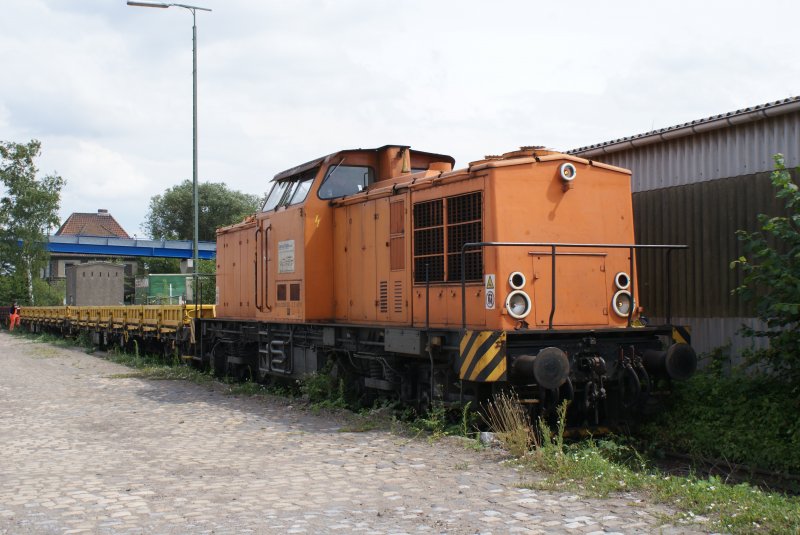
left=0, top=332, right=705, bottom=534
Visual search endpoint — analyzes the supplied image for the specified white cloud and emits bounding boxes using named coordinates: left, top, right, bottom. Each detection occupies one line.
left=1, top=0, right=800, bottom=236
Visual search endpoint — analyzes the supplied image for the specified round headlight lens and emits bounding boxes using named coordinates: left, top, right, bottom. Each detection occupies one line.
left=508, top=271, right=526, bottom=290
left=614, top=271, right=630, bottom=290
left=506, top=290, right=532, bottom=319
left=612, top=290, right=634, bottom=317
left=559, top=162, right=577, bottom=182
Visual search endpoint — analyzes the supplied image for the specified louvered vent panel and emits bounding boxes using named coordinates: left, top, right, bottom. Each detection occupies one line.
left=379, top=281, right=388, bottom=313
left=394, top=281, right=403, bottom=313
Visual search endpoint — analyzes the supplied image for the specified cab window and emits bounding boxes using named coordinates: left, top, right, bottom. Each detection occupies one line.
left=262, top=181, right=290, bottom=211
left=289, top=177, right=314, bottom=204
left=262, top=167, right=319, bottom=211
left=318, top=165, right=375, bottom=199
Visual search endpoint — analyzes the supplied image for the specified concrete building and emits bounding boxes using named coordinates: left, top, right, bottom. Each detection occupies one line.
left=571, top=96, right=800, bottom=355
left=65, top=261, right=125, bottom=306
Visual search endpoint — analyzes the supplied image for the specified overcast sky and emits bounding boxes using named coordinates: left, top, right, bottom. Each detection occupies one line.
left=2, top=0, right=799, bottom=238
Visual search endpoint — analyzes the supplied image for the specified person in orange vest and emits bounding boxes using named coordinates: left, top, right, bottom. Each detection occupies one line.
left=9, top=302, right=20, bottom=331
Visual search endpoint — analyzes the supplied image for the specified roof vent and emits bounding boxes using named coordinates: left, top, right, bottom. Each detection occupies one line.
left=98, top=209, right=109, bottom=215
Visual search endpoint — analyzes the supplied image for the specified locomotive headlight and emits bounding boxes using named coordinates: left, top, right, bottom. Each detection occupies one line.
left=614, top=271, right=630, bottom=290
left=506, top=290, right=532, bottom=319
left=559, top=162, right=577, bottom=182
left=611, top=290, right=635, bottom=317
left=508, top=271, right=526, bottom=290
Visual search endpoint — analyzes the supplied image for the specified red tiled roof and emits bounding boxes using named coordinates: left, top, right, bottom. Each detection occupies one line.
left=56, top=210, right=131, bottom=239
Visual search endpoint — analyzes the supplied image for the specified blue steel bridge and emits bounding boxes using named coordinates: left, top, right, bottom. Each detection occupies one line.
left=45, top=235, right=216, bottom=259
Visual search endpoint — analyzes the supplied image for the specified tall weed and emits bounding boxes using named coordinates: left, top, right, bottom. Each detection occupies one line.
left=481, top=391, right=535, bottom=457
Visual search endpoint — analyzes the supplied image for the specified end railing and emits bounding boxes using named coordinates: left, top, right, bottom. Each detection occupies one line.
left=460, top=242, right=688, bottom=331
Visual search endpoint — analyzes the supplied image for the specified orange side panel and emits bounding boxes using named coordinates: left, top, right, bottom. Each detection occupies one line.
left=303, top=202, right=335, bottom=321
left=347, top=203, right=377, bottom=322
left=375, top=198, right=391, bottom=323
left=333, top=207, right=349, bottom=320
left=389, top=197, right=409, bottom=324
left=262, top=209, right=305, bottom=322
left=216, top=222, right=257, bottom=320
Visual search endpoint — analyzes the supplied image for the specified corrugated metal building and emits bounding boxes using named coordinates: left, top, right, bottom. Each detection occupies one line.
left=571, top=97, right=800, bottom=355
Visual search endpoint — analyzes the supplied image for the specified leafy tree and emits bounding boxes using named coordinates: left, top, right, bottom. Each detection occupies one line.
left=143, top=180, right=259, bottom=241
left=34, top=278, right=66, bottom=306
left=195, top=259, right=216, bottom=305
left=142, top=181, right=255, bottom=304
left=732, top=154, right=800, bottom=380
left=143, top=257, right=182, bottom=274
left=0, top=140, right=65, bottom=305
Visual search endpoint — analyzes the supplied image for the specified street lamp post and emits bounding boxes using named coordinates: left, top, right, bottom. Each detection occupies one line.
left=127, top=1, right=211, bottom=303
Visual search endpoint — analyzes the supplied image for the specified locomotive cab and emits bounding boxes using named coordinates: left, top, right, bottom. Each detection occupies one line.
left=215, top=145, right=455, bottom=324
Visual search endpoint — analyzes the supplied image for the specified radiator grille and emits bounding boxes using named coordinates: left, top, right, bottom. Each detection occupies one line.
left=412, top=192, right=482, bottom=283
left=413, top=199, right=443, bottom=228
left=414, top=257, right=444, bottom=283
left=447, top=192, right=482, bottom=224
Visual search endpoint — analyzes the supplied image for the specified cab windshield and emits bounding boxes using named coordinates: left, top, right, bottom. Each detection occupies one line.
left=318, top=164, right=375, bottom=199
left=262, top=167, right=318, bottom=211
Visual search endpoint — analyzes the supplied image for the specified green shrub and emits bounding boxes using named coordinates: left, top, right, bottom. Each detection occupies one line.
left=642, top=369, right=800, bottom=472
left=732, top=153, right=800, bottom=381
left=299, top=370, right=347, bottom=409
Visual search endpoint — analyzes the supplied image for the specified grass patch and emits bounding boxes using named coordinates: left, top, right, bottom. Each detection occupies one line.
left=523, top=440, right=800, bottom=533
left=338, top=406, right=394, bottom=433
left=220, top=375, right=299, bottom=399
left=104, top=346, right=212, bottom=384
left=478, top=394, right=800, bottom=534
left=299, top=370, right=348, bottom=410
left=12, top=329, right=83, bottom=349
left=226, top=381, right=277, bottom=397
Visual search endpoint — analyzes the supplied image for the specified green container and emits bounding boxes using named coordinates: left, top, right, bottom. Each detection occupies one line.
left=135, top=274, right=191, bottom=304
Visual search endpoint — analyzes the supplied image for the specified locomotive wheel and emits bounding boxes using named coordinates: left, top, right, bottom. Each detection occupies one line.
left=329, top=358, right=364, bottom=408
left=230, top=361, right=254, bottom=382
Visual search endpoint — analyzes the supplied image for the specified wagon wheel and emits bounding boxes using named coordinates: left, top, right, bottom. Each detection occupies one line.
left=208, top=340, right=228, bottom=378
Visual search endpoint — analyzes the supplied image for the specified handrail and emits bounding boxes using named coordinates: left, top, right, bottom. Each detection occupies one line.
left=264, top=223, right=272, bottom=311
left=254, top=226, right=262, bottom=311
left=459, top=242, right=689, bottom=331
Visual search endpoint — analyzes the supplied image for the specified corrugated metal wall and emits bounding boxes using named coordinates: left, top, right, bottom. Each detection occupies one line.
left=596, top=113, right=800, bottom=192
left=581, top=111, right=800, bottom=355
left=633, top=171, right=792, bottom=319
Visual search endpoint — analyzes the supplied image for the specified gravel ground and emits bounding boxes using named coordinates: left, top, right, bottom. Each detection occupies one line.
left=0, top=331, right=707, bottom=534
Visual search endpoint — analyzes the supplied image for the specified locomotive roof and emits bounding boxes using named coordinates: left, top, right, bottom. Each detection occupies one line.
left=271, top=145, right=455, bottom=182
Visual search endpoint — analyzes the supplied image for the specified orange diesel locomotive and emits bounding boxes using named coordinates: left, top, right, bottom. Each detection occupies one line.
left=203, top=145, right=696, bottom=425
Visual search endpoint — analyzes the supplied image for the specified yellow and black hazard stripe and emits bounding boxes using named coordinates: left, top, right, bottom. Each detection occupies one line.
left=458, top=330, right=507, bottom=382
left=672, top=325, right=691, bottom=346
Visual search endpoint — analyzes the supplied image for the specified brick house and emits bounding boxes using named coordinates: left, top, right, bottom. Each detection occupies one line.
left=47, top=209, right=139, bottom=281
